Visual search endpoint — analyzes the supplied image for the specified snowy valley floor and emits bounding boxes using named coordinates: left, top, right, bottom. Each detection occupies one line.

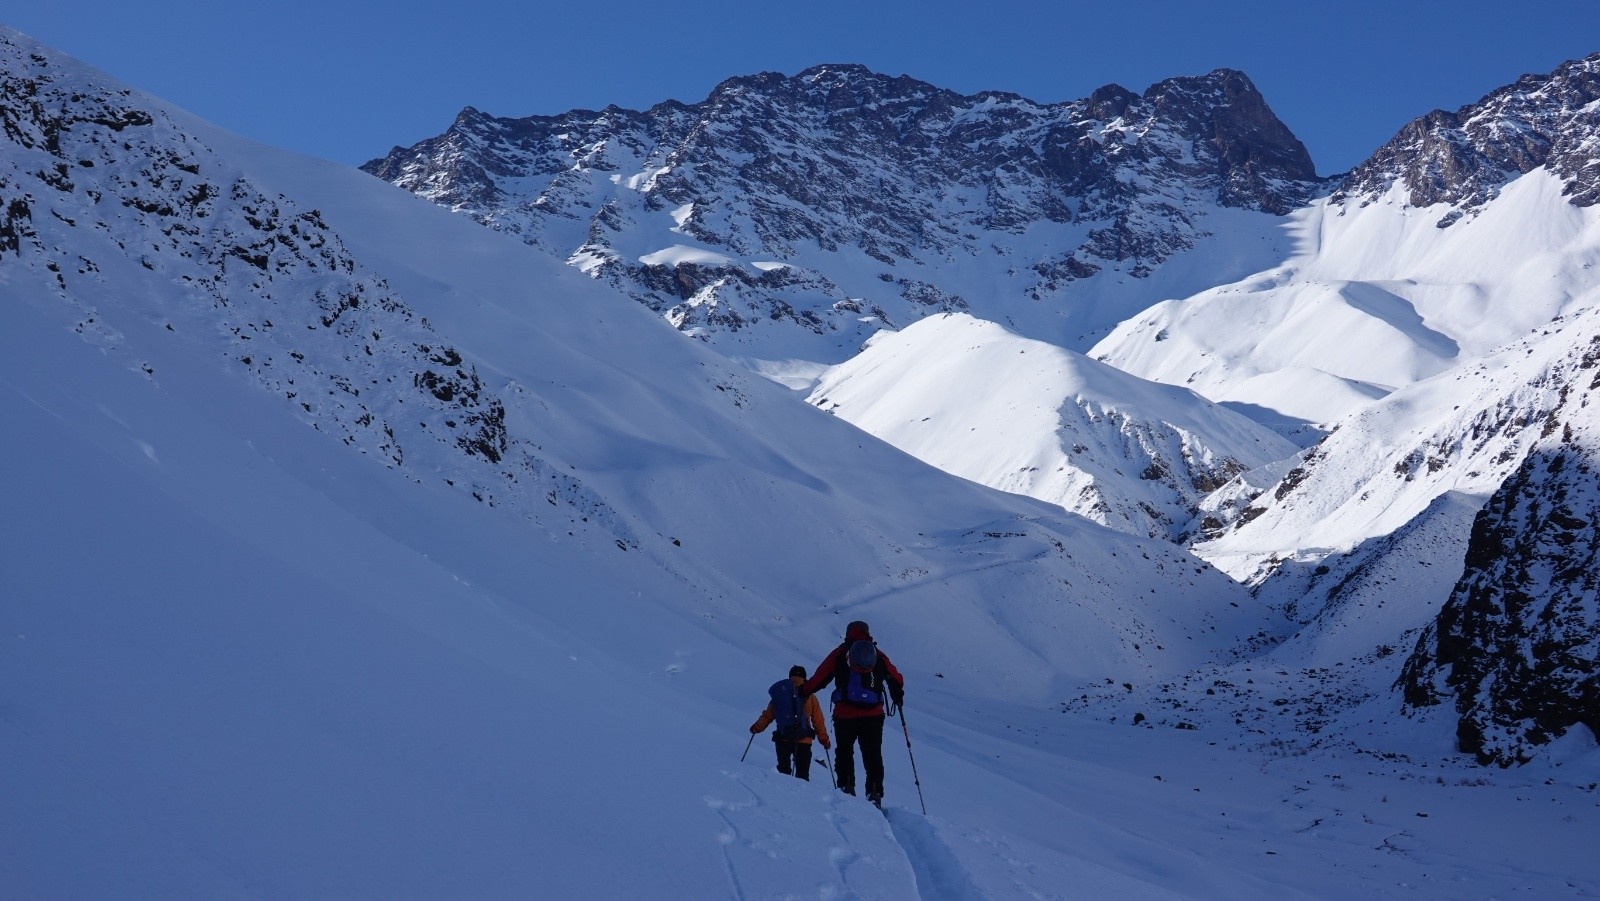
left=707, top=682, right=1600, bottom=900
left=6, top=303, right=1595, bottom=897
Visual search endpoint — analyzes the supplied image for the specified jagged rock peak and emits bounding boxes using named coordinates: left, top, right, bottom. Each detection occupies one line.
left=367, top=61, right=1320, bottom=195
left=1144, top=68, right=1318, bottom=184
left=361, top=60, right=1324, bottom=356
left=1086, top=83, right=1140, bottom=119
left=1337, top=51, right=1600, bottom=220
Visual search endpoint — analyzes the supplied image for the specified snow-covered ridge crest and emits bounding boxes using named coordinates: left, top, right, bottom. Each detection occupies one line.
left=809, top=313, right=1296, bottom=539
left=363, top=62, right=1324, bottom=359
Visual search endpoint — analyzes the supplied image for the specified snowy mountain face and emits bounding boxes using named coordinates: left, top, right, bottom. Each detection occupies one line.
left=0, top=33, right=520, bottom=498
left=363, top=65, right=1322, bottom=362
left=808, top=312, right=1296, bottom=539
left=1093, top=53, right=1600, bottom=433
left=1192, top=302, right=1600, bottom=630
left=1195, top=311, right=1600, bottom=572
left=1089, top=52, right=1600, bottom=770
left=1167, top=306, right=1600, bottom=767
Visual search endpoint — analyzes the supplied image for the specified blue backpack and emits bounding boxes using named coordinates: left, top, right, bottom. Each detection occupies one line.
left=833, top=640, right=885, bottom=709
left=768, top=679, right=813, bottom=742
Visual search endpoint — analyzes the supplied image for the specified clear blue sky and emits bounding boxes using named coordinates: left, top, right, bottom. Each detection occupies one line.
left=8, top=2, right=1598, bottom=175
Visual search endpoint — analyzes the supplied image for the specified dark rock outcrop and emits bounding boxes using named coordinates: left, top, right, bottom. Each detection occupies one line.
left=1337, top=52, right=1600, bottom=220
left=1400, top=443, right=1600, bottom=765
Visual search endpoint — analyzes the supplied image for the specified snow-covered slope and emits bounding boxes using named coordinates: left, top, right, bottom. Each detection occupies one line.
left=1093, top=53, right=1600, bottom=776
left=7, top=26, right=1600, bottom=899
left=808, top=313, right=1296, bottom=539
left=0, top=26, right=1301, bottom=897
left=364, top=64, right=1323, bottom=364
left=0, top=25, right=1271, bottom=705
left=1193, top=302, right=1600, bottom=586
left=1172, top=304, right=1600, bottom=760
left=1094, top=53, right=1600, bottom=433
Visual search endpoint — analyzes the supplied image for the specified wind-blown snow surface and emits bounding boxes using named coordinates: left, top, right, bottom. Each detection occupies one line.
left=1095, top=143, right=1600, bottom=435
left=5, top=27, right=1600, bottom=899
left=1196, top=304, right=1600, bottom=587
left=808, top=313, right=1296, bottom=539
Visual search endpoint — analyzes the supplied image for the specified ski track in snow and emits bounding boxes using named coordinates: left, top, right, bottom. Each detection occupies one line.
left=709, top=769, right=924, bottom=900
left=706, top=780, right=761, bottom=901
left=827, top=542, right=1051, bottom=617
left=884, top=809, right=985, bottom=901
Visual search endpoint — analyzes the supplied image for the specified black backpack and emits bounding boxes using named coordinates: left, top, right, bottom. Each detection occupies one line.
left=768, top=679, right=814, bottom=742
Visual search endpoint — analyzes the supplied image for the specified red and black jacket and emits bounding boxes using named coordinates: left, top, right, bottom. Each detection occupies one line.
left=801, top=623, right=904, bottom=720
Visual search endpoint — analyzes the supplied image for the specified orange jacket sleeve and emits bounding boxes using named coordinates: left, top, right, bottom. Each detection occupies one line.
left=750, top=704, right=774, bottom=734
left=807, top=694, right=830, bottom=746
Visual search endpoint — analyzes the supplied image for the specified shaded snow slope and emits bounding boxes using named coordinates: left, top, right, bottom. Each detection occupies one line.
left=808, top=313, right=1296, bottom=539
left=2, top=291, right=850, bottom=898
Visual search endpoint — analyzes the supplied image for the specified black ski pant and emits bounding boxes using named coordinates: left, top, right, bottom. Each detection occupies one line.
left=775, top=739, right=813, bottom=780
left=833, top=716, right=885, bottom=797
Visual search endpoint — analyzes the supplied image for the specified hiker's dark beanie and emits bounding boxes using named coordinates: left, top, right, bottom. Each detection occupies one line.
left=789, top=665, right=807, bottom=678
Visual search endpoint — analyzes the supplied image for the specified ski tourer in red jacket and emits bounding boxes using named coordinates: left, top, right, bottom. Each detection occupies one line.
left=801, top=620, right=905, bottom=717
left=800, top=620, right=904, bottom=802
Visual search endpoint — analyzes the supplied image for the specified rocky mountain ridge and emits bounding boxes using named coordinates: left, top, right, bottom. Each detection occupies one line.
left=364, top=63, right=1323, bottom=360
left=1336, top=51, right=1600, bottom=224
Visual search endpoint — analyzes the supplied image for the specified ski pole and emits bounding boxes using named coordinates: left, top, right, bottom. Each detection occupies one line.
left=741, top=732, right=756, bottom=762
left=898, top=704, right=927, bottom=815
left=822, top=744, right=836, bottom=789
